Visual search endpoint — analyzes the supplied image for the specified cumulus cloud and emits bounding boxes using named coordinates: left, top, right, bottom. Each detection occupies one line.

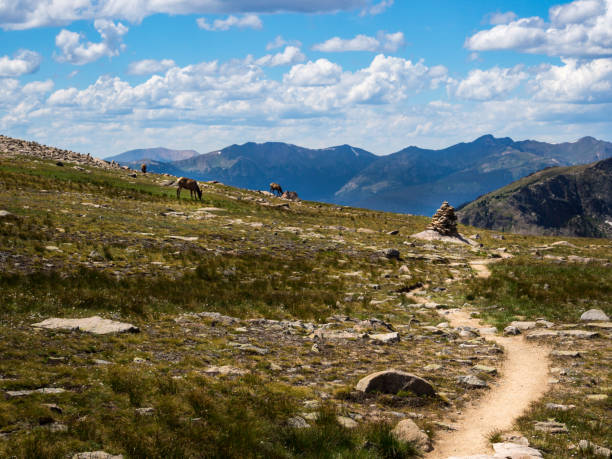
left=531, top=58, right=612, bottom=102
left=0, top=0, right=369, bottom=30
left=266, top=35, right=301, bottom=50
left=466, top=0, right=612, bottom=57
left=196, top=14, right=262, bottom=31
left=283, top=59, right=342, bottom=86
left=0, top=49, right=41, bottom=77
left=22, top=79, right=54, bottom=94
left=360, top=0, right=393, bottom=16
left=487, top=11, right=517, bottom=25
left=128, top=59, right=176, bottom=75
left=55, top=19, right=128, bottom=65
left=255, top=46, right=305, bottom=67
left=313, top=31, right=405, bottom=52
left=453, top=66, right=528, bottom=100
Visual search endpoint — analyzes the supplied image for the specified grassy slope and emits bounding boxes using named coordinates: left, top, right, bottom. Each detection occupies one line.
left=0, top=154, right=610, bottom=458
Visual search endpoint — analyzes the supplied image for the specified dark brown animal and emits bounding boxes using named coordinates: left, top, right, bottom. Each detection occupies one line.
left=141, top=163, right=147, bottom=173
left=270, top=182, right=283, bottom=196
left=177, top=177, right=202, bottom=200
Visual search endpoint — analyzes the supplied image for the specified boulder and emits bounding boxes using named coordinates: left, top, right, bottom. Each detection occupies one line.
left=457, top=375, right=488, bottom=389
left=383, top=248, right=400, bottom=260
left=368, top=332, right=400, bottom=344
left=391, top=419, right=432, bottom=452
left=504, top=325, right=520, bottom=335
left=580, top=309, right=609, bottom=322
left=336, top=416, right=358, bottom=428
left=578, top=440, right=611, bottom=458
left=355, top=370, right=436, bottom=396
left=287, top=416, right=310, bottom=429
left=32, top=316, right=139, bottom=335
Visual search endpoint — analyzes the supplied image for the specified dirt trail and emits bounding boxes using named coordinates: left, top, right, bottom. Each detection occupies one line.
left=423, top=260, right=551, bottom=458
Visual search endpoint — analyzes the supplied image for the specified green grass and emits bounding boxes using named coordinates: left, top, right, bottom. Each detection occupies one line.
left=462, top=257, right=612, bottom=328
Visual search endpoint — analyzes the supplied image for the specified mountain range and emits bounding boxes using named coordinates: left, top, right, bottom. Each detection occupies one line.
left=107, top=135, right=612, bottom=216
left=458, top=157, right=612, bottom=238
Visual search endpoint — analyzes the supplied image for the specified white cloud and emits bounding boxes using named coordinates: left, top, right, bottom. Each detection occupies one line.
left=196, top=14, right=262, bottom=31
left=0, top=49, right=41, bottom=77
left=531, top=58, right=612, bottom=102
left=255, top=46, right=305, bottom=67
left=466, top=0, right=612, bottom=57
left=0, top=0, right=368, bottom=30
left=453, top=66, right=528, bottom=100
left=55, top=19, right=128, bottom=65
left=487, top=11, right=517, bottom=25
left=128, top=59, right=176, bottom=75
left=22, top=79, right=54, bottom=94
left=284, top=59, right=342, bottom=86
left=313, top=31, right=405, bottom=52
left=266, top=35, right=301, bottom=50
left=360, top=0, right=393, bottom=16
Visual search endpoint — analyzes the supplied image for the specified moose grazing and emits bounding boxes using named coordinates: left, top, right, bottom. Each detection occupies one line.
left=177, top=177, right=202, bottom=200
left=269, top=182, right=283, bottom=196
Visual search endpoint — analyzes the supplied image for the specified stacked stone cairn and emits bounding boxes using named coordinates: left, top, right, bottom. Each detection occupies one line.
left=427, top=201, right=459, bottom=236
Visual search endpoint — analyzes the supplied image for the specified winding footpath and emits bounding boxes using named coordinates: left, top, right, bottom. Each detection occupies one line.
left=425, top=260, right=552, bottom=458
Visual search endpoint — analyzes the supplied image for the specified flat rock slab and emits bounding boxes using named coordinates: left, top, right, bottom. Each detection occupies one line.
left=410, top=229, right=475, bottom=245
left=534, top=421, right=568, bottom=433
left=585, top=322, right=612, bottom=329
left=32, top=316, right=139, bottom=335
left=6, top=387, right=66, bottom=398
left=368, top=332, right=400, bottom=344
left=526, top=330, right=599, bottom=339
left=493, top=442, right=543, bottom=458
left=168, top=235, right=198, bottom=241
left=551, top=350, right=583, bottom=358
left=73, top=452, right=124, bottom=459
left=355, top=370, right=436, bottom=396
left=204, top=365, right=248, bottom=376
left=510, top=321, right=537, bottom=330
left=457, top=374, right=488, bottom=388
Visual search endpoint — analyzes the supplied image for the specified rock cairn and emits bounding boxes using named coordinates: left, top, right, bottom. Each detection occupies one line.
left=0, top=134, right=121, bottom=170
left=427, top=201, right=459, bottom=236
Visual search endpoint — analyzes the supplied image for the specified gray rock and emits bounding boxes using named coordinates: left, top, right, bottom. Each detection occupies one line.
left=32, top=316, right=139, bottom=335
left=203, top=365, right=247, bottom=376
left=368, top=332, right=400, bottom=344
left=473, top=365, right=497, bottom=375
left=504, top=325, right=520, bottom=335
left=534, top=420, right=568, bottom=433
left=457, top=375, right=488, bottom=388
left=0, top=210, right=12, bottom=217
left=551, top=350, right=583, bottom=358
left=383, top=248, right=400, bottom=260
left=509, top=321, right=537, bottom=330
left=391, top=419, right=432, bottom=452
left=545, top=403, right=575, bottom=411
left=5, top=387, right=66, bottom=398
left=337, top=416, right=358, bottom=428
left=135, top=407, right=154, bottom=416
left=579, top=440, right=611, bottom=458
left=492, top=442, right=543, bottom=458
left=72, top=453, right=123, bottom=459
left=355, top=370, right=436, bottom=396
left=287, top=416, right=310, bottom=429
left=580, top=309, right=610, bottom=322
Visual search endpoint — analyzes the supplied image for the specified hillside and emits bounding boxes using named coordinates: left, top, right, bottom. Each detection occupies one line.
left=172, top=142, right=378, bottom=201
left=107, top=147, right=199, bottom=163
left=0, top=135, right=610, bottom=458
left=457, top=157, right=612, bottom=238
left=334, top=135, right=612, bottom=215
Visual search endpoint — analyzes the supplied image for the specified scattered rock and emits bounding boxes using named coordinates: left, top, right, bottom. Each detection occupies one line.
left=580, top=309, right=609, bottom=322
left=509, top=321, right=537, bottom=331
left=203, top=365, right=247, bottom=376
left=551, top=350, right=583, bottom=358
left=368, top=332, right=400, bottom=344
left=281, top=191, right=300, bottom=201
left=578, top=439, right=611, bottom=458
left=492, top=442, right=543, bottom=458
left=586, top=394, right=608, bottom=402
left=534, top=420, right=568, bottom=433
left=287, top=416, right=310, bottom=429
left=72, top=452, right=124, bottom=459
left=135, top=407, right=154, bottom=416
left=423, top=364, right=442, bottom=372
left=355, top=370, right=436, bottom=396
left=383, top=248, right=400, bottom=260
left=391, top=419, right=432, bottom=452
left=473, top=365, right=497, bottom=375
left=229, top=343, right=269, bottom=355
left=0, top=210, right=12, bottom=217
left=457, top=375, right=488, bottom=389
left=504, top=325, right=520, bottom=335
left=337, top=416, right=358, bottom=429
left=32, top=316, right=139, bottom=335
left=5, top=387, right=66, bottom=398
left=545, top=403, right=575, bottom=411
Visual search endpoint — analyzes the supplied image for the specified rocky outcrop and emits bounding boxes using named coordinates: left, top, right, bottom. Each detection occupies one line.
left=391, top=419, right=432, bottom=452
left=458, top=157, right=612, bottom=238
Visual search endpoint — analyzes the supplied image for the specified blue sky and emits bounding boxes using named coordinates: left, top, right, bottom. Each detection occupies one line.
left=1, top=0, right=611, bottom=157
